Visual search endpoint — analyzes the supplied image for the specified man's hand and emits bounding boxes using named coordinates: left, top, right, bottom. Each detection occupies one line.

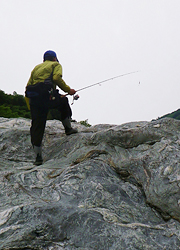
left=68, top=89, right=76, bottom=95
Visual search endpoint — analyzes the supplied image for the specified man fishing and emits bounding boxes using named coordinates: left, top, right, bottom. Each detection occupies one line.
left=25, top=50, right=78, bottom=166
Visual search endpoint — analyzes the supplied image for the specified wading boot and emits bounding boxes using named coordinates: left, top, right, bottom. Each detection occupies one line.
left=33, top=145, right=43, bottom=166
left=62, top=117, right=78, bottom=135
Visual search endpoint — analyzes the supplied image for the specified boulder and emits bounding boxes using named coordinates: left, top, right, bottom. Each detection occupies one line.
left=0, top=117, right=180, bottom=249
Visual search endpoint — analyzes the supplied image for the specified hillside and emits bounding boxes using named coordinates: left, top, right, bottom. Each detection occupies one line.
left=160, top=108, right=180, bottom=120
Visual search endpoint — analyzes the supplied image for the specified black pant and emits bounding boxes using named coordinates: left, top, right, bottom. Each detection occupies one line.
left=30, top=104, right=48, bottom=147
left=30, top=95, right=72, bottom=147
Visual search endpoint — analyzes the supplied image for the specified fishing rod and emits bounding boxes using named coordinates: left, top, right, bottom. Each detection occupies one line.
left=63, top=70, right=139, bottom=104
left=76, top=70, right=139, bottom=93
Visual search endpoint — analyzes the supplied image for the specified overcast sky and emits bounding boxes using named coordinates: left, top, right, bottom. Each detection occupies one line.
left=1, top=0, right=180, bottom=125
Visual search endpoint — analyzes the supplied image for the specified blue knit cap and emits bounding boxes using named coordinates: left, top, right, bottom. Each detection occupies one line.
left=43, top=50, right=58, bottom=62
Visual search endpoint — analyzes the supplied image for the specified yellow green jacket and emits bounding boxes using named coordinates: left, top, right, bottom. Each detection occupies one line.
left=26, top=60, right=70, bottom=92
left=25, top=60, right=71, bottom=110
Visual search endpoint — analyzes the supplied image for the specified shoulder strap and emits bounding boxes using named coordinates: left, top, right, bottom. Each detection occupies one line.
left=44, top=69, right=54, bottom=88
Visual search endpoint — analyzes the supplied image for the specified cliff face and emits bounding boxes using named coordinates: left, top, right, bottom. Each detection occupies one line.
left=0, top=117, right=180, bottom=249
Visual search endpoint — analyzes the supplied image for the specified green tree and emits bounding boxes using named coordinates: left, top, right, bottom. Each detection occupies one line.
left=0, top=89, right=31, bottom=118
left=0, top=105, right=13, bottom=118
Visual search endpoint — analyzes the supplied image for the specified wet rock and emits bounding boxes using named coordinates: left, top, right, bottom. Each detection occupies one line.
left=0, top=117, right=180, bottom=249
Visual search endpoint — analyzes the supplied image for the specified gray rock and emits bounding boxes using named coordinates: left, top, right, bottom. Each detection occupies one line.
left=0, top=117, right=180, bottom=249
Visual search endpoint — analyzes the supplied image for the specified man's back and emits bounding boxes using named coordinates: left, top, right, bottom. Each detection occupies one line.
left=27, top=60, right=61, bottom=86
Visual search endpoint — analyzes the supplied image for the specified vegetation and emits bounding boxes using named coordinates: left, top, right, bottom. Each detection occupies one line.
left=0, top=90, right=31, bottom=118
left=160, top=109, right=180, bottom=120
left=79, top=119, right=91, bottom=127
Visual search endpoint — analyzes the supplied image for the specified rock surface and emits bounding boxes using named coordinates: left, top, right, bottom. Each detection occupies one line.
left=0, top=117, right=180, bottom=249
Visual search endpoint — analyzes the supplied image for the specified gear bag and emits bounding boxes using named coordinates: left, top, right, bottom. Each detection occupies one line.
left=25, top=71, right=60, bottom=109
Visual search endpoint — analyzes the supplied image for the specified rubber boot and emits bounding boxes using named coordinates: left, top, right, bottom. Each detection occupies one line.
left=33, top=145, right=43, bottom=166
left=62, top=117, right=78, bottom=135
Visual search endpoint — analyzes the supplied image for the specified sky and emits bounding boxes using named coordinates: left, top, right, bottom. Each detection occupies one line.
left=1, top=0, right=180, bottom=125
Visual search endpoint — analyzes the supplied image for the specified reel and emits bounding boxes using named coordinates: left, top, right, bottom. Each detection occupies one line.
left=71, top=94, right=80, bottom=105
